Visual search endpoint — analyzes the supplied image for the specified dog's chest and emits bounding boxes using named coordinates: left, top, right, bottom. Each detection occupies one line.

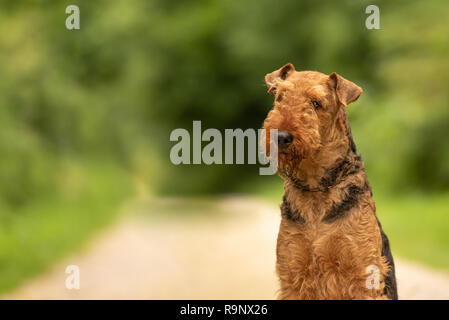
left=276, top=191, right=385, bottom=299
left=278, top=195, right=353, bottom=271
left=281, top=191, right=334, bottom=226
left=279, top=189, right=369, bottom=256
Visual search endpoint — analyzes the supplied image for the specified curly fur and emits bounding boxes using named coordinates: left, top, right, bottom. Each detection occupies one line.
left=262, top=64, right=397, bottom=300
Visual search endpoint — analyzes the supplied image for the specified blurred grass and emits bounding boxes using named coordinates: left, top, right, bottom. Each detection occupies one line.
left=376, top=192, right=449, bottom=271
left=0, top=158, right=133, bottom=294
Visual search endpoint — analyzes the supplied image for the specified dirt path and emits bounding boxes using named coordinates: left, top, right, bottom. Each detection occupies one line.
left=4, top=196, right=449, bottom=299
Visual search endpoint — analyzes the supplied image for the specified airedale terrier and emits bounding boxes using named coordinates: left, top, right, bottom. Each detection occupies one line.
left=262, top=63, right=397, bottom=300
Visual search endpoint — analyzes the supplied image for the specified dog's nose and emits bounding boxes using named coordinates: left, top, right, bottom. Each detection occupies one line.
left=278, top=131, right=293, bottom=149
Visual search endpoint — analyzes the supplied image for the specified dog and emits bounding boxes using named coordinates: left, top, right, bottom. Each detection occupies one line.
left=262, top=63, right=397, bottom=300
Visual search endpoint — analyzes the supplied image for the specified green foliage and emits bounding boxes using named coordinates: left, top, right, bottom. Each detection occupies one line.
left=0, top=0, right=448, bottom=289
left=362, top=0, right=449, bottom=192
left=2, top=1, right=447, bottom=196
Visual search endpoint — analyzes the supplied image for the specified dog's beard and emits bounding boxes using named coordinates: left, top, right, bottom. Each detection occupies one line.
left=277, top=147, right=303, bottom=181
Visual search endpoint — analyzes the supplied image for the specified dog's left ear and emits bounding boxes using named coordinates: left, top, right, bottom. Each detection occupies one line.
left=328, top=72, right=363, bottom=106
left=265, top=63, right=295, bottom=93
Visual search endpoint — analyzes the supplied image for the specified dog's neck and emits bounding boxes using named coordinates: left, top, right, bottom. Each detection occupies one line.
left=286, top=114, right=363, bottom=192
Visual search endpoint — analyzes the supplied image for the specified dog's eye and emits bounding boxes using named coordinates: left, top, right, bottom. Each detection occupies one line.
left=312, top=101, right=321, bottom=110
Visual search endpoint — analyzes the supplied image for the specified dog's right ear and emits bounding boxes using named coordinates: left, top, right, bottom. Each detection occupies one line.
left=265, top=63, right=295, bottom=93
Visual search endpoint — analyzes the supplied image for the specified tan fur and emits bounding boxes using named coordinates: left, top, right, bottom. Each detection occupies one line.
left=263, top=64, right=391, bottom=300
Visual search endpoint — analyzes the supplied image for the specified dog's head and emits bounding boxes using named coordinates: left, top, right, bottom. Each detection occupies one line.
left=262, top=63, right=362, bottom=179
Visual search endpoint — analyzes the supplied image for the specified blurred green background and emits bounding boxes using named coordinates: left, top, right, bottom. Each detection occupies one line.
left=1, top=0, right=449, bottom=294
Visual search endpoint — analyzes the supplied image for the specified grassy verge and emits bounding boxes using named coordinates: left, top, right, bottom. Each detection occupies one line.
left=0, top=158, right=133, bottom=294
left=375, top=192, right=449, bottom=271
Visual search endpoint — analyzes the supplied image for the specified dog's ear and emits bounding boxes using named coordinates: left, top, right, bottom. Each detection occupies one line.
left=265, top=63, right=295, bottom=93
left=328, top=72, right=363, bottom=106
